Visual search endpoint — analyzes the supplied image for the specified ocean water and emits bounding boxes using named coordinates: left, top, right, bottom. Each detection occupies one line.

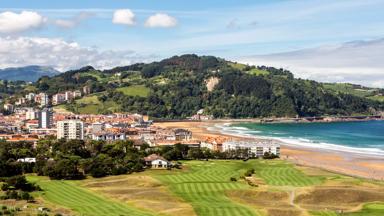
left=213, top=120, right=384, bottom=156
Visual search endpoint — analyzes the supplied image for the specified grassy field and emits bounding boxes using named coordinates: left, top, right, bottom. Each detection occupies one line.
left=368, top=95, right=384, bottom=102
left=246, top=68, right=269, bottom=76
left=229, top=62, right=269, bottom=76
left=27, top=160, right=384, bottom=216
left=72, top=94, right=120, bottom=114
left=82, top=174, right=196, bottom=216
left=28, top=176, right=154, bottom=216
left=155, top=160, right=261, bottom=216
left=116, top=85, right=150, bottom=97
left=254, top=160, right=324, bottom=186
left=322, top=83, right=375, bottom=97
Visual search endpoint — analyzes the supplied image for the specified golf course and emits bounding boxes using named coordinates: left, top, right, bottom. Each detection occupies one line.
left=21, top=160, right=384, bottom=216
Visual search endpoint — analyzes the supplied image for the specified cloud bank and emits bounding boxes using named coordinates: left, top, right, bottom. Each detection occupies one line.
left=0, top=36, right=155, bottom=71
left=240, top=39, right=384, bottom=87
left=0, top=11, right=45, bottom=33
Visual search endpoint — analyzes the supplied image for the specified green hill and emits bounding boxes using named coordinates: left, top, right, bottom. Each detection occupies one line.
left=34, top=55, right=384, bottom=118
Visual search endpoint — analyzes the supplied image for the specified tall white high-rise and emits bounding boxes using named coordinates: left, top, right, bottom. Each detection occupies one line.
left=38, top=108, right=53, bottom=128
left=57, top=120, right=84, bottom=140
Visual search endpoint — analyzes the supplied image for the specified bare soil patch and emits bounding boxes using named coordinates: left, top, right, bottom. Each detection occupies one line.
left=82, top=175, right=196, bottom=216
left=295, top=186, right=384, bottom=210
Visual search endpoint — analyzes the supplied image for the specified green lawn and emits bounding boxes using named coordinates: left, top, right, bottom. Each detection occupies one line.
left=246, top=68, right=269, bottom=76
left=28, top=176, right=154, bottom=216
left=345, top=203, right=384, bottom=216
left=323, top=83, right=377, bottom=98
left=154, top=160, right=263, bottom=216
left=368, top=95, right=384, bottom=102
left=117, top=85, right=150, bottom=97
left=254, top=160, right=324, bottom=186
left=228, top=62, right=269, bottom=76
left=24, top=160, right=384, bottom=216
left=311, top=203, right=384, bottom=216
left=74, top=94, right=120, bottom=114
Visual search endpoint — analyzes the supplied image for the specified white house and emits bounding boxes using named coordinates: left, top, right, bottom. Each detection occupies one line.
left=144, top=154, right=170, bottom=169
left=91, top=132, right=127, bottom=142
left=17, top=157, right=36, bottom=163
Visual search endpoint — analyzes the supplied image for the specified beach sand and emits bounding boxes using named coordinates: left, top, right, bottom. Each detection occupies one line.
left=155, top=121, right=384, bottom=181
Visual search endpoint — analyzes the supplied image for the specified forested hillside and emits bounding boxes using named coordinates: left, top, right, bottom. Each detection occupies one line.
left=34, top=54, right=384, bottom=118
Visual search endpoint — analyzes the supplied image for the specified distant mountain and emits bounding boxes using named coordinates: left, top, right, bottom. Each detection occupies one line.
left=0, top=66, right=60, bottom=82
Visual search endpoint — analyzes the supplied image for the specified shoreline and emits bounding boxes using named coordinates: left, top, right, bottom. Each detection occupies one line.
left=155, top=120, right=384, bottom=181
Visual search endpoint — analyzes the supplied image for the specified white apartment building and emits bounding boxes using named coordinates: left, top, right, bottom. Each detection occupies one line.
left=38, top=93, right=49, bottom=107
left=91, top=132, right=127, bottom=142
left=57, top=120, right=84, bottom=140
left=25, top=93, right=36, bottom=101
left=38, top=108, right=53, bottom=129
left=222, top=141, right=280, bottom=157
left=26, top=108, right=38, bottom=120
left=73, top=90, right=82, bottom=98
left=52, top=93, right=66, bottom=105
left=65, top=91, right=74, bottom=101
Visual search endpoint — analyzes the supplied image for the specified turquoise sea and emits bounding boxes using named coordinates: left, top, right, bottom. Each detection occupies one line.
left=213, top=120, right=384, bottom=156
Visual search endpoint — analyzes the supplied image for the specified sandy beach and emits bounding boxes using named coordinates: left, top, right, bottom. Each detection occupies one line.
left=155, top=120, right=384, bottom=181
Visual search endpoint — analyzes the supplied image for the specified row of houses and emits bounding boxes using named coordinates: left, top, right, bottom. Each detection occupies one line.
left=5, top=86, right=92, bottom=112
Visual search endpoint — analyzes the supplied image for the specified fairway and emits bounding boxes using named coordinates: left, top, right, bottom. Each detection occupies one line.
left=26, top=160, right=384, bottom=216
left=254, top=161, right=324, bottom=186
left=29, top=176, right=154, bottom=216
left=154, top=160, right=261, bottom=216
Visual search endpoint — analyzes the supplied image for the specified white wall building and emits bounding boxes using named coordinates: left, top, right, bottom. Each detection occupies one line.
left=57, top=120, right=84, bottom=140
left=52, top=93, right=66, bottom=105
left=91, top=132, right=126, bottom=141
left=26, top=108, right=38, bottom=120
left=222, top=141, right=280, bottom=157
left=25, top=93, right=36, bottom=101
left=38, top=108, right=53, bottom=129
left=39, top=93, right=49, bottom=107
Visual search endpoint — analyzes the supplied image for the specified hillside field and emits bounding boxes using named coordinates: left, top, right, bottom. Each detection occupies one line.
left=26, top=160, right=384, bottom=216
left=116, top=85, right=150, bottom=97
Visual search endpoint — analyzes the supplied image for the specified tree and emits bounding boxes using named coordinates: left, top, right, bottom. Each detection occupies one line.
left=187, top=148, right=204, bottom=160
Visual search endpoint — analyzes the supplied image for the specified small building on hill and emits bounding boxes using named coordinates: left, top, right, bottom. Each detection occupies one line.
left=144, top=154, right=170, bottom=169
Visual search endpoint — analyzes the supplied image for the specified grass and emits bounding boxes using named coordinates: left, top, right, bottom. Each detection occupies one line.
left=323, top=83, right=378, bottom=98
left=368, top=95, right=384, bottom=102
left=23, top=160, right=384, bottom=216
left=228, top=62, right=269, bottom=76
left=345, top=203, right=384, bottom=216
left=254, top=160, right=324, bottom=186
left=82, top=174, right=196, bottom=216
left=246, top=68, right=269, bottom=76
left=117, top=85, right=150, bottom=97
left=154, top=160, right=267, bottom=216
left=72, top=94, right=120, bottom=114
left=28, top=176, right=154, bottom=216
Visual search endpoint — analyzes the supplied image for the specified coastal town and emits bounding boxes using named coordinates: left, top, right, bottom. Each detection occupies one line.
left=0, top=87, right=281, bottom=162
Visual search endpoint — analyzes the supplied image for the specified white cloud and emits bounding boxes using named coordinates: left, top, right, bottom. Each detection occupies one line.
left=54, top=12, right=94, bottom=29
left=0, top=11, right=45, bottom=33
left=0, top=36, right=155, bottom=71
left=145, top=13, right=177, bottom=28
left=112, top=9, right=135, bottom=26
left=239, top=39, right=384, bottom=87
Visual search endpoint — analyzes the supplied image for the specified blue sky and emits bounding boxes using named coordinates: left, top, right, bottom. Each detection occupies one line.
left=1, top=0, right=384, bottom=86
